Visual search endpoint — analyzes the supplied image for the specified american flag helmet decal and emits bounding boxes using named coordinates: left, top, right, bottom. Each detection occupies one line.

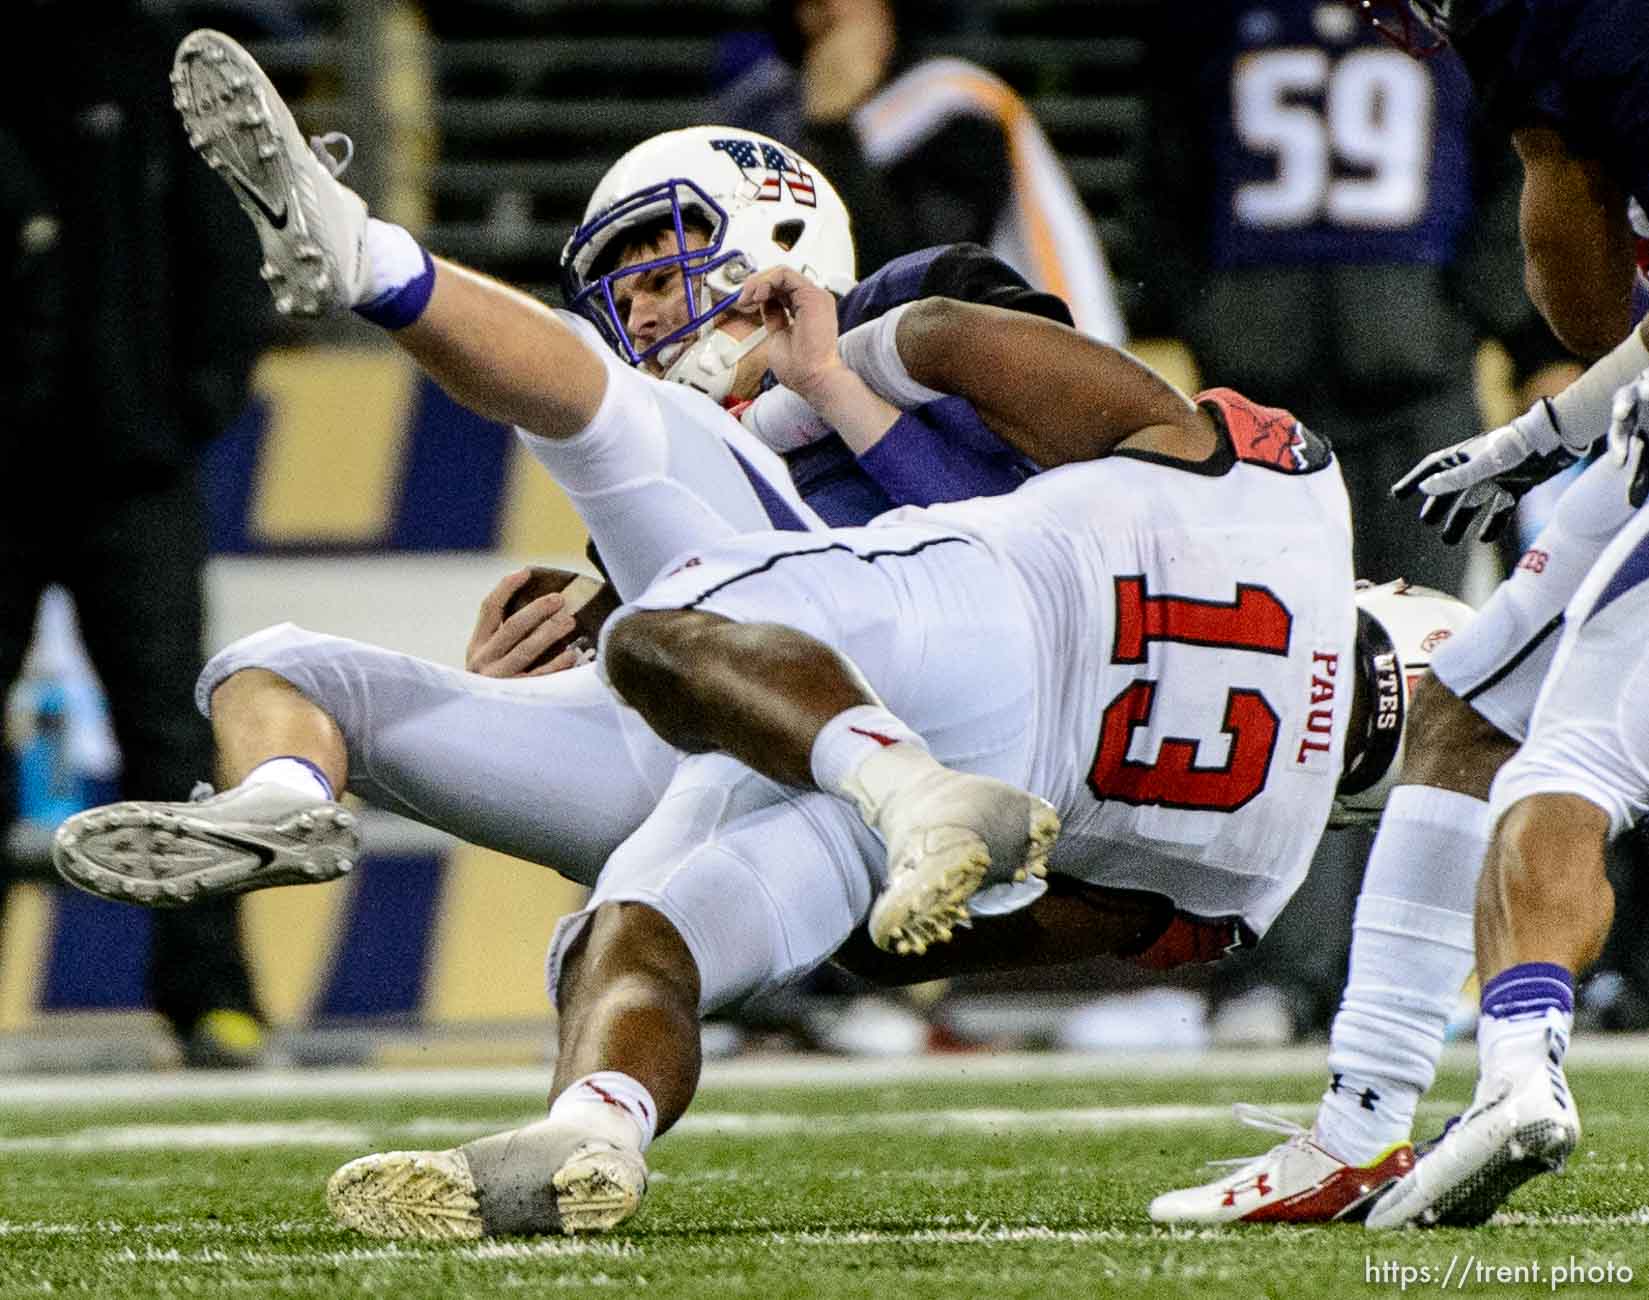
left=708, top=138, right=818, bottom=207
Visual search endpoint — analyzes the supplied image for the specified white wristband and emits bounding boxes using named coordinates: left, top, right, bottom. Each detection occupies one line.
left=739, top=385, right=833, bottom=454
left=836, top=303, right=947, bottom=410
left=1545, top=323, right=1649, bottom=452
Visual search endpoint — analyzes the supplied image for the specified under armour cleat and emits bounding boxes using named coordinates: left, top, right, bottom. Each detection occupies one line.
left=1148, top=1105, right=1414, bottom=1224
left=171, top=28, right=369, bottom=317
left=1365, top=1056, right=1579, bottom=1229
left=52, top=782, right=358, bottom=907
left=867, top=768, right=1059, bottom=956
left=327, top=1120, right=648, bottom=1240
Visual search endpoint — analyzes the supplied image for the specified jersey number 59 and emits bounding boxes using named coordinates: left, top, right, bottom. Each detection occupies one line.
left=1233, top=46, right=1433, bottom=231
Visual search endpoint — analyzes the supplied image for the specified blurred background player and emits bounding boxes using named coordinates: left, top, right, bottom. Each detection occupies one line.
left=716, top=0, right=1125, bottom=341
left=0, top=0, right=269, bottom=1066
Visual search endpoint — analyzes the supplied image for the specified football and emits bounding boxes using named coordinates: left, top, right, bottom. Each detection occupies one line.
left=501, top=566, right=622, bottom=669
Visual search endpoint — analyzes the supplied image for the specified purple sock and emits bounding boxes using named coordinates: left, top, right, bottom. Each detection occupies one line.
left=1480, top=962, right=1574, bottom=1023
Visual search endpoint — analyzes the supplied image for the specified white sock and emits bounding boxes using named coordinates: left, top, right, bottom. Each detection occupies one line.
left=1316, top=786, right=1487, bottom=1164
left=242, top=756, right=333, bottom=801
left=361, top=219, right=428, bottom=302
left=547, top=1071, right=658, bottom=1153
left=353, top=218, right=436, bottom=328
left=809, top=704, right=932, bottom=824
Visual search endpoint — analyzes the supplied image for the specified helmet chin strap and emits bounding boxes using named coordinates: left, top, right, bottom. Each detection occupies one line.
left=662, top=322, right=770, bottom=403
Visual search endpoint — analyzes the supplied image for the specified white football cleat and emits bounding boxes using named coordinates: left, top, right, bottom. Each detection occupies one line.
left=1148, top=1105, right=1414, bottom=1224
left=328, top=1121, right=648, bottom=1239
left=1365, top=1053, right=1579, bottom=1229
left=326, top=1148, right=483, bottom=1242
left=867, top=767, right=1059, bottom=955
left=171, top=28, right=369, bottom=317
left=52, top=782, right=357, bottom=906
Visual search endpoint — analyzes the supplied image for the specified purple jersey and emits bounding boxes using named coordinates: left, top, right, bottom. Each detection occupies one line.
left=1201, top=0, right=1477, bottom=268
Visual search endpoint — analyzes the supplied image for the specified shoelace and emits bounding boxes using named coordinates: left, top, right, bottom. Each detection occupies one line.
left=189, top=781, right=216, bottom=803
left=309, top=131, right=354, bottom=179
left=1205, top=1103, right=1311, bottom=1169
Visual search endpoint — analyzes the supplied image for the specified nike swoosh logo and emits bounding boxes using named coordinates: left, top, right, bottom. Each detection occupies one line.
left=227, top=170, right=288, bottom=229
left=197, top=831, right=281, bottom=873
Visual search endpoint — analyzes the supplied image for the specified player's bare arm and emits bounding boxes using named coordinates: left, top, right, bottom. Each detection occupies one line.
left=396, top=258, right=612, bottom=443
left=892, top=296, right=1217, bottom=466
left=1513, top=126, right=1636, bottom=360
left=737, top=266, right=1216, bottom=469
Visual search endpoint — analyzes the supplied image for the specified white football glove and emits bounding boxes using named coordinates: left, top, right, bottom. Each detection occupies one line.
left=1391, top=399, right=1586, bottom=543
left=1607, top=369, right=1649, bottom=508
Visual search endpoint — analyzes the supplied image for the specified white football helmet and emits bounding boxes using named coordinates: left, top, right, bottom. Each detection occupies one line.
left=561, top=125, right=856, bottom=400
left=1335, top=579, right=1477, bottom=821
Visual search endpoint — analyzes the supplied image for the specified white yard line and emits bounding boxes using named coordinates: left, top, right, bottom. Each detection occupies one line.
left=0, top=1101, right=1516, bottom=1154
left=0, top=1121, right=375, bottom=1152
left=45, top=1214, right=1649, bottom=1265
left=100, top=1240, right=638, bottom=1265
left=4, top=1037, right=1649, bottom=1108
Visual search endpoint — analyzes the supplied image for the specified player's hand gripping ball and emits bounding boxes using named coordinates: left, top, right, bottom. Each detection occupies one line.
left=467, top=567, right=621, bottom=677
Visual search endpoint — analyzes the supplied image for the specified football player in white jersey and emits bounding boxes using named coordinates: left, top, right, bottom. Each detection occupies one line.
left=1151, top=0, right=1649, bottom=1220
left=312, top=268, right=1470, bottom=1241
left=60, top=111, right=1458, bottom=1231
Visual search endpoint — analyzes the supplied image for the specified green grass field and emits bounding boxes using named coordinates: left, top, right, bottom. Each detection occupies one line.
left=1, top=1047, right=1645, bottom=1299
